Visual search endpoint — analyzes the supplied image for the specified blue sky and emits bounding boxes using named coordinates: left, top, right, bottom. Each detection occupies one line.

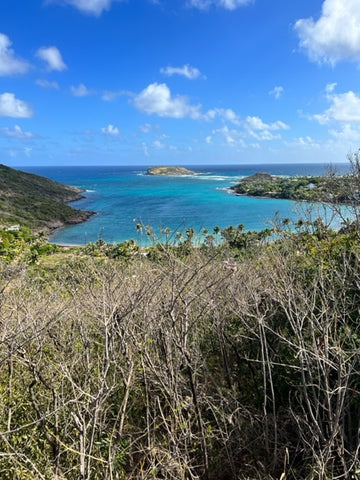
left=1, top=0, right=360, bottom=165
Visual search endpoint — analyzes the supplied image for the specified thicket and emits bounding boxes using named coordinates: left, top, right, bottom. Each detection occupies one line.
left=1, top=158, right=360, bottom=479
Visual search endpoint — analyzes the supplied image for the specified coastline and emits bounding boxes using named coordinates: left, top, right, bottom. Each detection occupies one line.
left=37, top=164, right=351, bottom=246
left=39, top=188, right=96, bottom=237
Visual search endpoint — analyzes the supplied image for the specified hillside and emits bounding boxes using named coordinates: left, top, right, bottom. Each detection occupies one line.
left=0, top=164, right=94, bottom=231
left=1, top=159, right=360, bottom=479
left=147, top=165, right=196, bottom=175
left=0, top=214, right=360, bottom=479
left=230, top=171, right=359, bottom=203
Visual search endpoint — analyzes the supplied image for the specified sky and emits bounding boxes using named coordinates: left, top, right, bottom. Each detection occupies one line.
left=1, top=0, right=360, bottom=166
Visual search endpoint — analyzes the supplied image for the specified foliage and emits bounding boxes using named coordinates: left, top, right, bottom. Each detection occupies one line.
left=0, top=163, right=93, bottom=230
left=231, top=171, right=360, bottom=204
left=0, top=225, right=59, bottom=263
left=0, top=213, right=360, bottom=479
left=2, top=156, right=360, bottom=478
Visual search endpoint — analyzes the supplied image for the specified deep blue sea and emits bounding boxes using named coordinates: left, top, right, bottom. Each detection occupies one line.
left=21, top=163, right=351, bottom=245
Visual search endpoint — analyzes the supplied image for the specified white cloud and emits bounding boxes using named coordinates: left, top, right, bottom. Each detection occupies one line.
left=314, top=89, right=360, bottom=124
left=36, top=79, right=60, bottom=89
left=101, top=124, right=121, bottom=135
left=245, top=116, right=289, bottom=140
left=0, top=33, right=30, bottom=76
left=36, top=46, right=67, bottom=71
left=160, top=64, right=202, bottom=79
left=133, top=83, right=202, bottom=119
left=0, top=93, right=33, bottom=118
left=212, top=125, right=244, bottom=146
left=325, top=82, right=337, bottom=93
left=48, top=0, right=118, bottom=16
left=205, top=135, right=212, bottom=144
left=269, top=86, right=284, bottom=100
left=1, top=125, right=34, bottom=139
left=189, top=0, right=252, bottom=10
left=246, top=116, right=289, bottom=131
left=285, top=136, right=320, bottom=149
left=295, top=0, right=360, bottom=64
left=71, top=84, right=95, bottom=96
left=329, top=124, right=360, bottom=142
left=211, top=116, right=289, bottom=144
left=205, top=107, right=240, bottom=125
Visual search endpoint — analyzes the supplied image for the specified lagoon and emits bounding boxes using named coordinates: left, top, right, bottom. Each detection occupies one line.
left=21, top=163, right=351, bottom=245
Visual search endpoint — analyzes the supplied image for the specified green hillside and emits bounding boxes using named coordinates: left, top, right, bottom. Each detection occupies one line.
left=231, top=171, right=359, bottom=203
left=0, top=164, right=94, bottom=231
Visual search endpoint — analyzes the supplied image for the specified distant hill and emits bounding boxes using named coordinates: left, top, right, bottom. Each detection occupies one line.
left=147, top=166, right=196, bottom=176
left=0, top=164, right=94, bottom=231
left=230, top=171, right=359, bottom=204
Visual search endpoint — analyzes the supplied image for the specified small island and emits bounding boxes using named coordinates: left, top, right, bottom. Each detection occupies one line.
left=230, top=172, right=358, bottom=204
left=147, top=166, right=196, bottom=176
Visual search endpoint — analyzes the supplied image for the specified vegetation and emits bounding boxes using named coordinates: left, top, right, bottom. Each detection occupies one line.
left=0, top=164, right=94, bottom=231
left=1, top=156, right=360, bottom=479
left=147, top=166, right=196, bottom=175
left=230, top=169, right=360, bottom=204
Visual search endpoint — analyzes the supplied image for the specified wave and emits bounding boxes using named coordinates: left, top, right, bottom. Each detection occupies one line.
left=193, top=175, right=244, bottom=182
left=216, top=187, right=235, bottom=194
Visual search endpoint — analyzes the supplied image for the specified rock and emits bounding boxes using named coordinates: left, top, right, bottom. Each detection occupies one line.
left=147, top=166, right=196, bottom=176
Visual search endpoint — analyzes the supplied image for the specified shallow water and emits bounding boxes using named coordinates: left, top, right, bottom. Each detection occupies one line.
left=21, top=163, right=351, bottom=245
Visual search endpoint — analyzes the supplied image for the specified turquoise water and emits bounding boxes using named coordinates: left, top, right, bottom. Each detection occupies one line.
left=21, top=163, right=351, bottom=245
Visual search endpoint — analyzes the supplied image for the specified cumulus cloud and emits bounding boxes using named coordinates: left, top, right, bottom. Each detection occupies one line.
left=269, top=86, right=284, bottom=100
left=329, top=124, right=360, bottom=142
left=1, top=125, right=34, bottom=139
left=205, top=107, right=240, bottom=124
left=0, top=93, right=33, bottom=118
left=133, top=83, right=202, bottom=119
left=212, top=125, right=245, bottom=146
left=160, top=64, right=202, bottom=79
left=36, top=46, right=67, bottom=71
left=189, top=0, right=252, bottom=10
left=314, top=88, right=360, bottom=124
left=0, top=33, right=30, bottom=76
left=210, top=115, right=289, bottom=145
left=36, top=79, right=60, bottom=89
left=101, top=124, right=121, bottom=135
left=245, top=116, right=289, bottom=140
left=294, top=0, right=360, bottom=64
left=70, top=84, right=95, bottom=96
left=246, top=116, right=289, bottom=131
left=285, top=136, right=320, bottom=149
left=47, top=0, right=118, bottom=16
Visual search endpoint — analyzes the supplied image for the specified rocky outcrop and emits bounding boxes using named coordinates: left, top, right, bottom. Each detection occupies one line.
left=147, top=166, right=196, bottom=176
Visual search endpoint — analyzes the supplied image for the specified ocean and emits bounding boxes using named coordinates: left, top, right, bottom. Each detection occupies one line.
left=21, top=163, right=351, bottom=245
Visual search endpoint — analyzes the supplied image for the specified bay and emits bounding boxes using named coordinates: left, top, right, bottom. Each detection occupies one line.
left=21, top=163, right=351, bottom=245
